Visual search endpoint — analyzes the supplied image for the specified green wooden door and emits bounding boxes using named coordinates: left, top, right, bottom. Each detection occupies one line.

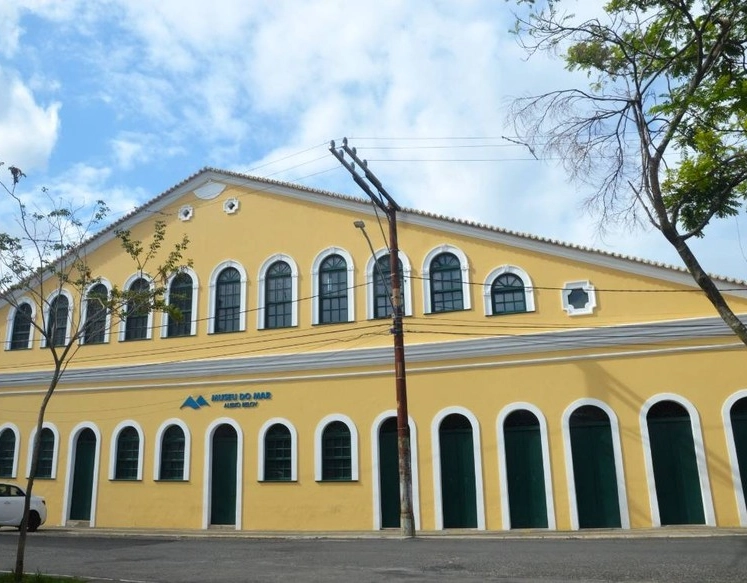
left=569, top=407, right=621, bottom=528
left=379, top=417, right=400, bottom=528
left=504, top=411, right=548, bottom=528
left=439, top=415, right=477, bottom=528
left=731, top=398, right=747, bottom=499
left=647, top=402, right=705, bottom=525
left=70, top=429, right=96, bottom=521
left=211, top=425, right=238, bottom=526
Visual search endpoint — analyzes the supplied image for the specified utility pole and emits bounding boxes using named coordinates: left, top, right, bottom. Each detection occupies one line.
left=329, top=138, right=415, bottom=538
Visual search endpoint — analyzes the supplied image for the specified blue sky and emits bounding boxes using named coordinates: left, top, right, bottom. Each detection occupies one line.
left=1, top=0, right=745, bottom=281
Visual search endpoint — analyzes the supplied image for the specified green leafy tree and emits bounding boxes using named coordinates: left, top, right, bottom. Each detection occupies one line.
left=0, top=164, right=190, bottom=581
left=509, top=0, right=747, bottom=343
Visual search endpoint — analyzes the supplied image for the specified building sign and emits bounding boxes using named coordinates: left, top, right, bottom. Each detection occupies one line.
left=181, top=392, right=272, bottom=410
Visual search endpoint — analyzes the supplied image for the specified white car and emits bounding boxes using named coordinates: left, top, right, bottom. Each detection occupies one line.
left=0, top=482, right=47, bottom=532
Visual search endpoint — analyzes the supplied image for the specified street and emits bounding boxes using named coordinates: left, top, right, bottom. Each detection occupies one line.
left=1, top=530, right=746, bottom=582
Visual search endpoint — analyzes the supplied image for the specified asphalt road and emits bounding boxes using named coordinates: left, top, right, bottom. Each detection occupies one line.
left=1, top=530, right=746, bottom=582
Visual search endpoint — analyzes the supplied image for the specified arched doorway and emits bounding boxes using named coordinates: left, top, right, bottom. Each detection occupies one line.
left=378, top=417, right=400, bottom=528
left=503, top=409, right=548, bottom=528
left=569, top=405, right=621, bottom=528
left=439, top=414, right=477, bottom=528
left=211, top=424, right=238, bottom=525
left=69, top=428, right=96, bottom=522
left=647, top=400, right=705, bottom=525
left=729, top=397, right=747, bottom=505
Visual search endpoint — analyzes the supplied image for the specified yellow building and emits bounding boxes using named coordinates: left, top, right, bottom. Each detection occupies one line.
left=2, top=168, right=747, bottom=532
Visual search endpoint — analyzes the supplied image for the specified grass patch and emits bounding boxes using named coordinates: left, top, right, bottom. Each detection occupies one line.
left=0, top=574, right=86, bottom=583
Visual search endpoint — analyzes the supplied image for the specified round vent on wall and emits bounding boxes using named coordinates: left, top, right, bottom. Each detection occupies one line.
left=178, top=206, right=194, bottom=222
left=223, top=198, right=240, bottom=214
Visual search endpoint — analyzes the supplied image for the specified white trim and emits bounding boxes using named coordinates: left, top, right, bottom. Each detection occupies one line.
left=26, top=422, right=59, bottom=479
left=640, top=393, right=716, bottom=526
left=118, top=274, right=155, bottom=341
left=311, top=247, right=356, bottom=325
left=258, top=418, right=298, bottom=481
left=314, top=414, right=359, bottom=481
left=108, top=421, right=144, bottom=481
left=202, top=418, right=244, bottom=530
left=561, top=398, right=630, bottom=530
left=430, top=406, right=485, bottom=530
left=207, top=260, right=248, bottom=334
left=161, top=268, right=199, bottom=338
left=5, top=297, right=37, bottom=351
left=257, top=255, right=300, bottom=330
left=0, top=423, right=21, bottom=478
left=41, top=289, right=74, bottom=348
left=722, top=390, right=747, bottom=526
left=61, top=422, right=102, bottom=527
left=484, top=265, right=536, bottom=316
left=422, top=245, right=471, bottom=314
left=153, top=418, right=191, bottom=481
left=562, top=280, right=597, bottom=316
left=496, top=403, right=556, bottom=530
left=364, top=249, right=413, bottom=319
left=370, top=411, right=421, bottom=530
left=79, top=279, right=112, bottom=345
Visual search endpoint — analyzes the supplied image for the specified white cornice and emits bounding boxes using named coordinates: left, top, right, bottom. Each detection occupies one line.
left=0, top=315, right=742, bottom=388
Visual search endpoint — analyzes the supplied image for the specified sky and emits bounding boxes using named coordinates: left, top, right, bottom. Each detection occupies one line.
left=1, top=0, right=745, bottom=282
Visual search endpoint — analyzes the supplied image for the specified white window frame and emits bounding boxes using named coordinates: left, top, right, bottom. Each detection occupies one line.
left=118, top=273, right=155, bottom=341
left=79, top=279, right=112, bottom=345
left=561, top=280, right=597, bottom=316
left=561, top=398, right=630, bottom=530
left=257, top=254, right=299, bottom=330
left=430, top=406, right=485, bottom=530
left=160, top=268, right=199, bottom=338
left=364, top=248, right=413, bottom=319
left=0, top=422, right=21, bottom=478
left=5, top=296, right=37, bottom=350
left=314, top=414, right=359, bottom=481
left=154, top=418, right=191, bottom=481
left=41, top=289, right=74, bottom=348
left=483, top=265, right=535, bottom=316
left=108, top=420, right=145, bottom=481
left=722, top=389, right=747, bottom=526
left=311, top=247, right=355, bottom=325
left=207, top=260, right=248, bottom=334
left=496, top=403, right=556, bottom=530
left=257, top=417, right=298, bottom=481
left=639, top=393, right=715, bottom=527
left=422, top=244, right=471, bottom=314
left=26, top=422, right=60, bottom=479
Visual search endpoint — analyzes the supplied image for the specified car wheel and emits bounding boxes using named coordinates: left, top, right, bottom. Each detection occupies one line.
left=27, top=512, right=41, bottom=533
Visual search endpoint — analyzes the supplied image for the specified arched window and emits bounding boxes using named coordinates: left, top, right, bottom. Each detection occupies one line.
left=263, top=423, right=292, bottom=481
left=167, top=272, right=194, bottom=337
left=10, top=303, right=33, bottom=350
left=159, top=425, right=186, bottom=480
left=319, top=254, right=348, bottom=324
left=491, top=274, right=526, bottom=314
left=265, top=261, right=293, bottom=329
left=215, top=267, right=241, bottom=333
left=35, top=428, right=56, bottom=479
left=46, top=294, right=69, bottom=347
left=321, top=421, right=352, bottom=480
left=124, top=277, right=151, bottom=341
left=0, top=428, right=16, bottom=477
left=373, top=255, right=405, bottom=319
left=429, top=252, right=463, bottom=313
left=114, top=426, right=140, bottom=480
left=83, top=283, right=108, bottom=345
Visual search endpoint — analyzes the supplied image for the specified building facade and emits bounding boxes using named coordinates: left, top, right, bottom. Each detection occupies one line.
left=2, top=168, right=747, bottom=532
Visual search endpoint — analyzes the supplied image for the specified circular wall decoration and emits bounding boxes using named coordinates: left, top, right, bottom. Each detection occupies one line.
left=223, top=198, right=240, bottom=214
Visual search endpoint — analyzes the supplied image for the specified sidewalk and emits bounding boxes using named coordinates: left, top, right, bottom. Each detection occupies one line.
left=42, top=524, right=747, bottom=540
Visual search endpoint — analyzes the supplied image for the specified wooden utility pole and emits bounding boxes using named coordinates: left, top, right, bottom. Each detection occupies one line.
left=330, top=138, right=415, bottom=537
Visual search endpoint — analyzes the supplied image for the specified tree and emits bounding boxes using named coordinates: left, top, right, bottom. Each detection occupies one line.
left=0, top=164, right=190, bottom=581
left=508, top=0, right=747, bottom=344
